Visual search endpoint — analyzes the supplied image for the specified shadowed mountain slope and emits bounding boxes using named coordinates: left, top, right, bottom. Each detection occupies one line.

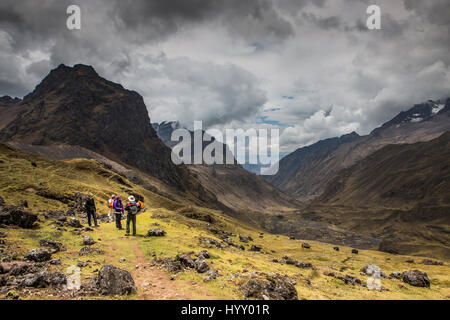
left=267, top=99, right=450, bottom=202
left=153, top=122, right=301, bottom=213
left=0, top=64, right=203, bottom=193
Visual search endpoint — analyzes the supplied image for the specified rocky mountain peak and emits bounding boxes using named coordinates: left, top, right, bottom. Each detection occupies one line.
left=380, top=99, right=449, bottom=129
left=23, top=64, right=125, bottom=103
left=0, top=96, right=22, bottom=106
left=0, top=64, right=192, bottom=188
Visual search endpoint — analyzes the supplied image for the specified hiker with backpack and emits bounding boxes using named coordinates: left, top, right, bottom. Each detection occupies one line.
left=107, top=195, right=116, bottom=223
left=125, top=196, right=139, bottom=236
left=85, top=193, right=99, bottom=228
left=113, top=195, right=124, bottom=230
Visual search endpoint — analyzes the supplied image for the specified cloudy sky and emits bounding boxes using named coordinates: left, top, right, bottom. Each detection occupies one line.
left=0, top=0, right=449, bottom=153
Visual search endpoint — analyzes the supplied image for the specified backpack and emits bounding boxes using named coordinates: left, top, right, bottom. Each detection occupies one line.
left=108, top=199, right=114, bottom=209
left=129, top=201, right=138, bottom=215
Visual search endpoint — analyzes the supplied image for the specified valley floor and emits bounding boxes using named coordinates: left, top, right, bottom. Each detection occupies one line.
left=1, top=207, right=449, bottom=300
left=0, top=145, right=449, bottom=300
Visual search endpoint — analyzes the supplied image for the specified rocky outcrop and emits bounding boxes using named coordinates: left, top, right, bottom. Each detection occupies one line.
left=402, top=270, right=430, bottom=288
left=240, top=273, right=298, bottom=300
left=249, top=245, right=262, bottom=252
left=82, top=236, right=96, bottom=246
left=0, top=264, right=66, bottom=289
left=92, top=265, right=136, bottom=295
left=0, top=206, right=38, bottom=228
left=67, top=218, right=83, bottom=228
left=25, top=249, right=52, bottom=262
left=39, top=239, right=65, bottom=253
left=147, top=229, right=166, bottom=237
left=157, top=252, right=211, bottom=274
left=79, top=246, right=104, bottom=256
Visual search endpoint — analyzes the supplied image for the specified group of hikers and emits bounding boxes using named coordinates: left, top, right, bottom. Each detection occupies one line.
left=84, top=193, right=144, bottom=236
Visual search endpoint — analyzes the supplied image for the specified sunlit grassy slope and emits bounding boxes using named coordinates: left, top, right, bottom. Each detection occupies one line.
left=0, top=144, right=449, bottom=300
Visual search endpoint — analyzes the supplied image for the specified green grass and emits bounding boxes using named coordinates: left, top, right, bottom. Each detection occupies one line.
left=0, top=145, right=449, bottom=300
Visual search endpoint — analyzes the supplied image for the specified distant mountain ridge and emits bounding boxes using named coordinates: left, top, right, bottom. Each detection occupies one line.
left=266, top=98, right=450, bottom=201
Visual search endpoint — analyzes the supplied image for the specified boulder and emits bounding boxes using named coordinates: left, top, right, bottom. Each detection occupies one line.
left=194, top=259, right=210, bottom=273
left=157, top=258, right=184, bottom=273
left=200, top=237, right=222, bottom=249
left=39, top=239, right=65, bottom=253
left=337, top=274, right=362, bottom=286
left=249, top=245, right=262, bottom=252
left=147, top=228, right=166, bottom=237
left=301, top=243, right=311, bottom=249
left=9, top=263, right=39, bottom=276
left=198, top=250, right=210, bottom=259
left=46, top=271, right=67, bottom=286
left=176, top=253, right=195, bottom=268
left=94, top=265, right=137, bottom=295
left=296, top=262, right=313, bottom=269
left=333, top=247, right=340, bottom=251
left=239, top=235, right=249, bottom=243
left=422, top=259, right=443, bottom=266
left=351, top=249, right=359, bottom=254
left=49, top=259, right=62, bottom=265
left=204, top=269, right=219, bottom=282
left=68, top=218, right=83, bottom=228
left=281, top=256, right=297, bottom=265
left=0, top=232, right=6, bottom=238
left=79, top=246, right=104, bottom=256
left=241, top=274, right=298, bottom=300
left=23, top=270, right=49, bottom=288
left=77, top=261, right=88, bottom=268
left=402, top=270, right=430, bottom=288
left=82, top=236, right=96, bottom=246
left=0, top=206, right=38, bottom=228
left=25, top=248, right=52, bottom=262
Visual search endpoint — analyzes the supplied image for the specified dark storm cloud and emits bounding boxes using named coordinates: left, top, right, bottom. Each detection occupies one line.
left=0, top=0, right=70, bottom=49
left=301, top=12, right=341, bottom=30
left=0, top=78, right=28, bottom=97
left=403, top=0, right=450, bottom=26
left=0, top=0, right=449, bottom=151
left=111, top=0, right=295, bottom=46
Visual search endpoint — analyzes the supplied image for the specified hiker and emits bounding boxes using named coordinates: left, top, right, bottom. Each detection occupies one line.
left=107, top=195, right=116, bottom=223
left=85, top=193, right=99, bottom=227
left=125, top=196, right=139, bottom=236
left=113, top=195, right=124, bottom=230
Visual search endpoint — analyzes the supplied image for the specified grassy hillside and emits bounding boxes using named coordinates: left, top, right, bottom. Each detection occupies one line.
left=0, top=145, right=449, bottom=300
left=306, top=132, right=450, bottom=259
